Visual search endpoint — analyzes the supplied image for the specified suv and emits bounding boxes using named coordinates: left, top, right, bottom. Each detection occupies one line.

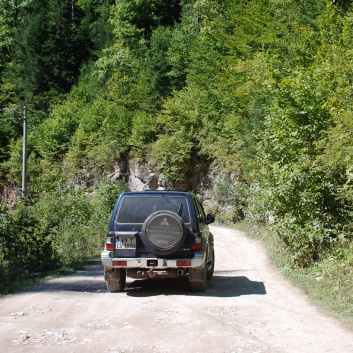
left=101, top=190, right=215, bottom=292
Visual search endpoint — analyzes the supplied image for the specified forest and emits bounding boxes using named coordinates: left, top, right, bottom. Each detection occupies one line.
left=0, top=0, right=353, bottom=292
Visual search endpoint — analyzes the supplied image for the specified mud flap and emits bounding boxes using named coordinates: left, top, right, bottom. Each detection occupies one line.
left=188, top=266, right=205, bottom=283
left=105, top=268, right=124, bottom=281
left=105, top=268, right=126, bottom=293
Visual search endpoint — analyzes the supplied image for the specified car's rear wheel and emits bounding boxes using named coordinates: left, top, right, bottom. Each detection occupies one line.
left=207, top=248, right=215, bottom=280
left=105, top=268, right=126, bottom=293
left=141, top=210, right=187, bottom=255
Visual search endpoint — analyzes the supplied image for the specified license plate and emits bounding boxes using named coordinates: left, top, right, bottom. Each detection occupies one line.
left=116, top=237, right=136, bottom=249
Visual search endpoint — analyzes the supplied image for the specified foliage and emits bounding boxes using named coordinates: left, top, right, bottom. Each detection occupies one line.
left=247, top=3, right=353, bottom=266
left=3, top=0, right=353, bottom=291
left=209, top=170, right=246, bottom=223
left=0, top=180, right=127, bottom=287
left=0, top=200, right=58, bottom=285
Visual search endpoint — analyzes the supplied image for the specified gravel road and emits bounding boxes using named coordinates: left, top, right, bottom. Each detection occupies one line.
left=1, top=225, right=353, bottom=353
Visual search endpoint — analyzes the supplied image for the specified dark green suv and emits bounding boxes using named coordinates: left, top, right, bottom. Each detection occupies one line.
left=101, top=190, right=215, bottom=292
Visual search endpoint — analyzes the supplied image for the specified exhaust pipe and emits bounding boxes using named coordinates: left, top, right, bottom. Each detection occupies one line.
left=177, top=269, right=184, bottom=276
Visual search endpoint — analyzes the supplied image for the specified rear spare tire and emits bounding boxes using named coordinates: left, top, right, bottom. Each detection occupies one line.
left=141, top=211, right=186, bottom=255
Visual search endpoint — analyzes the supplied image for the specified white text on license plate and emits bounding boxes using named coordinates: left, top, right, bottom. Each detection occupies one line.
left=116, top=237, right=136, bottom=249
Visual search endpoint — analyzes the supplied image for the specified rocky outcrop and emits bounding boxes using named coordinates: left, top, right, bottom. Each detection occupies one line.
left=108, top=159, right=168, bottom=191
left=127, top=161, right=163, bottom=191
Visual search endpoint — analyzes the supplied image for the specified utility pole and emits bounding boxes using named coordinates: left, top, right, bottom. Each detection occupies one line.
left=0, top=106, right=28, bottom=198
left=22, top=106, right=27, bottom=198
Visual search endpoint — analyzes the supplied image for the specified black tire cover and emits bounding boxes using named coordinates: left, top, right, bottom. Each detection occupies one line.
left=141, top=210, right=186, bottom=255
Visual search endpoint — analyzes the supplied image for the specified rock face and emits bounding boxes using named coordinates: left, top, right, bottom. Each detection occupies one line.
left=123, top=160, right=219, bottom=213
left=0, top=159, right=219, bottom=211
left=108, top=159, right=222, bottom=199
left=128, top=161, right=163, bottom=191
left=125, top=160, right=213, bottom=193
left=109, top=159, right=220, bottom=217
left=108, top=160, right=168, bottom=191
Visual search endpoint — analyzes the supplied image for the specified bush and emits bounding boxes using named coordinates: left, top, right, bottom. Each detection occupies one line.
left=0, top=200, right=58, bottom=285
left=210, top=172, right=246, bottom=223
left=0, top=179, right=128, bottom=289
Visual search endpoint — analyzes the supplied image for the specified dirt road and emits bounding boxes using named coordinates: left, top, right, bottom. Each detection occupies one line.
left=1, top=226, right=353, bottom=353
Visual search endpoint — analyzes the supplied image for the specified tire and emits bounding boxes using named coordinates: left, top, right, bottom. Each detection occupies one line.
left=191, top=263, right=207, bottom=292
left=105, top=268, right=126, bottom=293
left=207, top=248, right=215, bottom=280
left=141, top=210, right=187, bottom=255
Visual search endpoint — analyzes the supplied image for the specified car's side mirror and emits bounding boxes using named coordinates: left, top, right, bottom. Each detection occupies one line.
left=205, top=213, right=215, bottom=224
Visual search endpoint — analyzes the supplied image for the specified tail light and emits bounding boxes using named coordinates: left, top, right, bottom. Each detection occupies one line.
left=177, top=260, right=191, bottom=266
left=106, top=243, right=114, bottom=250
left=105, top=237, right=114, bottom=250
left=113, top=261, right=127, bottom=266
left=192, top=243, right=202, bottom=251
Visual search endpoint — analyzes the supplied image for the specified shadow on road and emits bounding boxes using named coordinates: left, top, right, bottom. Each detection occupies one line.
left=23, top=262, right=106, bottom=294
left=22, top=263, right=266, bottom=298
left=126, top=274, right=266, bottom=298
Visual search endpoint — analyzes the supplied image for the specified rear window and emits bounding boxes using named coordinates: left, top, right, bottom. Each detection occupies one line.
left=116, top=195, right=190, bottom=224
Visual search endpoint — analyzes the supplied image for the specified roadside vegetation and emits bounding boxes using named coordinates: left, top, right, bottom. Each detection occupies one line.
left=0, top=0, right=352, bottom=326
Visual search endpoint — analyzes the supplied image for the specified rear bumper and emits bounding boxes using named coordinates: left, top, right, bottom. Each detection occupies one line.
left=101, top=249, right=204, bottom=270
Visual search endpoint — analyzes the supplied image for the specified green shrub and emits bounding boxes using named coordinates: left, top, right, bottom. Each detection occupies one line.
left=0, top=180, right=127, bottom=289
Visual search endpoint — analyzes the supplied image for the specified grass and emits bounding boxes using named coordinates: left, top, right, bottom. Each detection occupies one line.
left=235, top=221, right=353, bottom=331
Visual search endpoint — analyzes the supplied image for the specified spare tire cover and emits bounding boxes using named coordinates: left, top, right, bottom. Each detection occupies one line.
left=141, top=211, right=186, bottom=255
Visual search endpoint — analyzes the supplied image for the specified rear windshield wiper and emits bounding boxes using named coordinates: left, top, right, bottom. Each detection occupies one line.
left=178, top=203, right=183, bottom=217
